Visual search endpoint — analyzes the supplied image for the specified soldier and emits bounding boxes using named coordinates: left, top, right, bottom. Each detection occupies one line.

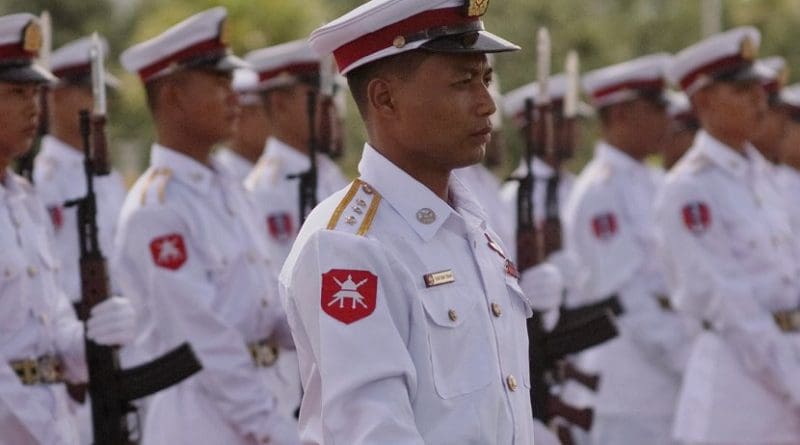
left=214, top=68, right=268, bottom=182
left=564, top=54, right=698, bottom=445
left=0, top=12, right=136, bottom=445
left=750, top=56, right=789, bottom=166
left=115, top=8, right=299, bottom=445
left=244, top=39, right=349, bottom=272
left=662, top=90, right=699, bottom=170
left=658, top=27, right=800, bottom=444
left=776, top=83, right=800, bottom=236
left=281, top=0, right=565, bottom=443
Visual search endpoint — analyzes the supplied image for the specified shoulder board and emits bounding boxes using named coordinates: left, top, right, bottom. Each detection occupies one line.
left=247, top=156, right=282, bottom=187
left=326, top=179, right=381, bottom=236
left=139, top=167, right=174, bottom=207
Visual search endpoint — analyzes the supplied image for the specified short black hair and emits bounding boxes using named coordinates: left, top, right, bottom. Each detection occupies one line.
left=345, top=50, right=432, bottom=119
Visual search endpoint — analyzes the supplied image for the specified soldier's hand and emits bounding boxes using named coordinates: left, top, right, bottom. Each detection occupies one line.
left=86, top=296, right=137, bottom=346
left=519, top=262, right=564, bottom=312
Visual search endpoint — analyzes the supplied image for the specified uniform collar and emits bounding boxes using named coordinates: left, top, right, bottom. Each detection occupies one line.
left=39, top=135, right=84, bottom=167
left=263, top=137, right=310, bottom=174
left=150, top=143, right=215, bottom=195
left=693, top=130, right=751, bottom=180
left=595, top=140, right=644, bottom=172
left=215, top=147, right=254, bottom=172
left=0, top=169, right=26, bottom=200
left=359, top=143, right=484, bottom=242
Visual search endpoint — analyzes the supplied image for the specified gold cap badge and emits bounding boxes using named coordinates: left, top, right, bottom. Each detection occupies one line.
left=22, top=21, right=42, bottom=54
left=218, top=19, right=230, bottom=46
left=740, top=36, right=757, bottom=61
left=464, top=0, right=490, bottom=18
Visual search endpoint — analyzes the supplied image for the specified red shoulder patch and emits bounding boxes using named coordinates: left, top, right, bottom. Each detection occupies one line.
left=47, top=205, right=63, bottom=231
left=149, top=234, right=187, bottom=270
left=591, top=213, right=618, bottom=240
left=682, top=202, right=711, bottom=234
left=267, top=212, right=294, bottom=242
left=321, top=269, right=378, bottom=325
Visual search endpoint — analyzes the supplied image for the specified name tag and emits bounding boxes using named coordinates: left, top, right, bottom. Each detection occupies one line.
left=424, top=269, right=455, bottom=288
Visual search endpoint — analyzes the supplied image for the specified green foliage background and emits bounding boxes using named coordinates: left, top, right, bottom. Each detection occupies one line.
left=2, top=0, right=799, bottom=180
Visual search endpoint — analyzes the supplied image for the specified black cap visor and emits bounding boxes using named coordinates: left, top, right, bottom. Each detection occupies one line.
left=421, top=30, right=520, bottom=54
left=0, top=62, right=56, bottom=85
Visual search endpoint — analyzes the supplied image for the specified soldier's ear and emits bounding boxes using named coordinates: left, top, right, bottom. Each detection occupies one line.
left=367, top=77, right=396, bottom=118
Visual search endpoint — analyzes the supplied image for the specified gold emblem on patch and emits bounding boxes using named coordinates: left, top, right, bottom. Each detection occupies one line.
left=739, top=36, right=757, bottom=61
left=464, top=0, right=490, bottom=17
left=218, top=19, right=231, bottom=45
left=22, top=21, right=42, bottom=53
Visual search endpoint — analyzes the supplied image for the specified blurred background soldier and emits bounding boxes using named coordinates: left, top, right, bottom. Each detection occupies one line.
left=115, top=8, right=299, bottom=444
left=31, top=32, right=128, bottom=445
left=658, top=26, right=800, bottom=445
left=662, top=90, right=700, bottom=171
left=565, top=54, right=697, bottom=445
left=0, top=13, right=136, bottom=444
left=213, top=67, right=268, bottom=182
left=750, top=56, right=790, bottom=167
left=776, top=83, right=800, bottom=236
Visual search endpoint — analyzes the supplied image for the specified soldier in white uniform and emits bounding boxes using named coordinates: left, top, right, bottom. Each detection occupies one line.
left=244, top=39, right=349, bottom=270
left=34, top=35, right=127, bottom=307
left=658, top=27, right=800, bottom=445
left=281, top=0, right=566, bottom=443
left=115, top=8, right=299, bottom=445
left=776, top=84, right=800, bottom=236
left=213, top=68, right=268, bottom=182
left=663, top=90, right=699, bottom=170
left=564, top=54, right=699, bottom=445
left=0, top=13, right=136, bottom=445
left=30, top=32, right=128, bottom=445
left=750, top=56, right=789, bottom=167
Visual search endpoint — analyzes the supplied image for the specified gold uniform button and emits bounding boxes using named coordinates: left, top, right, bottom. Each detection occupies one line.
left=448, top=309, right=458, bottom=322
left=491, top=302, right=502, bottom=317
left=27, top=266, right=37, bottom=277
left=506, top=374, right=518, bottom=392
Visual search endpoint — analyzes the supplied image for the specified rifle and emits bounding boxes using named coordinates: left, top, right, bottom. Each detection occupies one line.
left=317, top=61, right=344, bottom=160
left=520, top=32, right=618, bottom=443
left=65, top=36, right=202, bottom=445
left=15, top=11, right=51, bottom=181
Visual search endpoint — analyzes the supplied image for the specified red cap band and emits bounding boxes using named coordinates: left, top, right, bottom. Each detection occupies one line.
left=592, top=79, right=664, bottom=102
left=333, top=7, right=479, bottom=73
left=138, top=37, right=225, bottom=82
left=0, top=42, right=35, bottom=62
left=53, top=63, right=91, bottom=80
left=679, top=54, right=747, bottom=92
left=258, top=62, right=319, bottom=84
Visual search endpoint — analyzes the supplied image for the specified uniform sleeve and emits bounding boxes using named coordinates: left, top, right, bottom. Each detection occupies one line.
left=565, top=185, right=696, bottom=374
left=116, top=206, right=281, bottom=441
left=281, top=230, right=425, bottom=444
left=0, top=353, right=71, bottom=444
left=655, top=181, right=800, bottom=404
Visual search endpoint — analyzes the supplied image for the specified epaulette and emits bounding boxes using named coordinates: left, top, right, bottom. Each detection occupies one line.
left=139, top=167, right=174, bottom=206
left=247, top=156, right=281, bottom=187
left=326, top=179, right=382, bottom=236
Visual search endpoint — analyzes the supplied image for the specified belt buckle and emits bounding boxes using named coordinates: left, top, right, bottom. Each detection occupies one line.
left=38, top=355, right=62, bottom=384
left=774, top=310, right=800, bottom=333
left=13, top=359, right=38, bottom=385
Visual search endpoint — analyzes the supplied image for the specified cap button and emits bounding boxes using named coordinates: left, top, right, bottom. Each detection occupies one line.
left=393, top=35, right=406, bottom=49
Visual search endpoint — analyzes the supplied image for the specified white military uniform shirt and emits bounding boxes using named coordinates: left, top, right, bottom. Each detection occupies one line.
left=0, top=170, right=87, bottom=445
left=775, top=163, right=800, bottom=237
left=244, top=136, right=349, bottom=417
left=280, top=144, right=534, bottom=445
left=563, top=142, right=697, bottom=426
left=32, top=135, right=127, bottom=303
left=453, top=163, right=513, bottom=248
left=213, top=146, right=255, bottom=183
left=112, top=145, right=292, bottom=444
left=655, top=130, right=800, bottom=443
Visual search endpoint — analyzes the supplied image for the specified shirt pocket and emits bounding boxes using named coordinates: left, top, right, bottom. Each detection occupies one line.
left=420, top=284, right=493, bottom=399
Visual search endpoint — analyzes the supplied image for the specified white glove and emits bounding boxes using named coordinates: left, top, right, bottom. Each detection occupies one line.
left=519, top=262, right=564, bottom=312
left=255, top=412, right=301, bottom=445
left=86, top=296, right=137, bottom=346
left=547, top=250, right=581, bottom=284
